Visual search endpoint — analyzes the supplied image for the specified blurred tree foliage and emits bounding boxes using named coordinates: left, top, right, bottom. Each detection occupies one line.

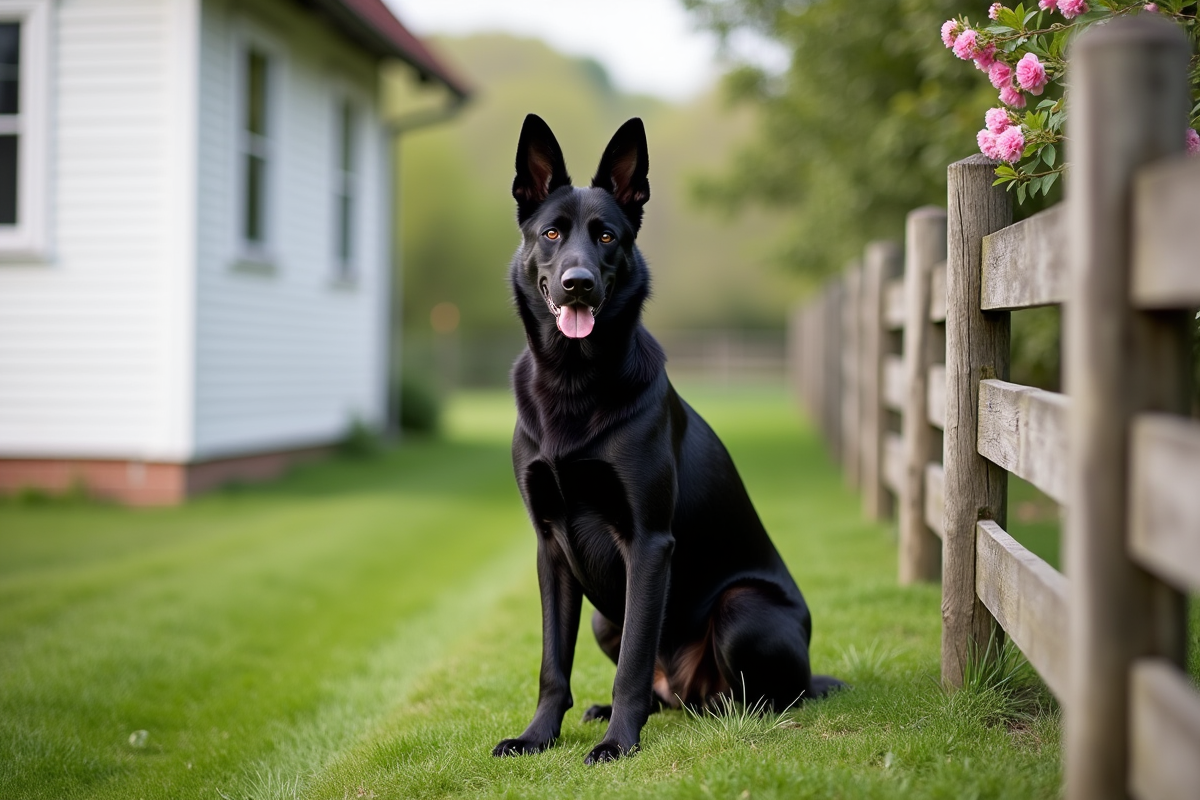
left=682, top=0, right=997, bottom=279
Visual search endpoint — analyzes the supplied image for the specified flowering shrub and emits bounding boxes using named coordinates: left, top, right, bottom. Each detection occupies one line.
left=942, top=1, right=1200, bottom=203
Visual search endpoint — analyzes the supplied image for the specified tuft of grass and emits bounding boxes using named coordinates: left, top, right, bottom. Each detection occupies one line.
left=950, top=630, right=1057, bottom=729
left=678, top=677, right=797, bottom=748
left=838, top=639, right=901, bottom=684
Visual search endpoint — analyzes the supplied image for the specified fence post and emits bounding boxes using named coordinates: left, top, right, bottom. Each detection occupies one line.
left=1064, top=18, right=1190, bottom=800
left=822, top=280, right=844, bottom=462
left=842, top=264, right=863, bottom=489
left=788, top=303, right=806, bottom=411
left=860, top=241, right=902, bottom=520
left=941, top=155, right=1012, bottom=686
left=899, top=207, right=946, bottom=584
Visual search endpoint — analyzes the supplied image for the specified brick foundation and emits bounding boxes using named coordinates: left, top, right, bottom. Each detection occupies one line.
left=0, top=446, right=333, bottom=506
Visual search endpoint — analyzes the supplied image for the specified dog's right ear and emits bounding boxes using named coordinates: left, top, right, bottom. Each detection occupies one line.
left=513, top=114, right=571, bottom=224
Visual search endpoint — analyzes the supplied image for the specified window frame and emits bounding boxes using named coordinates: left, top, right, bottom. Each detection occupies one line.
left=0, top=0, right=50, bottom=261
left=331, top=91, right=360, bottom=284
left=232, top=23, right=284, bottom=272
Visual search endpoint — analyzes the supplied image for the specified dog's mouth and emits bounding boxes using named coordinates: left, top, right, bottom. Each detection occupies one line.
left=541, top=281, right=601, bottom=339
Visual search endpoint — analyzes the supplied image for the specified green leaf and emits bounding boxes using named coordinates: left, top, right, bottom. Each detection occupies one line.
left=1017, top=182, right=1028, bottom=204
left=998, top=7, right=1024, bottom=30
left=1036, top=98, right=1056, bottom=110
left=1043, top=144, right=1056, bottom=168
left=1043, top=170, right=1059, bottom=193
left=1029, top=175, right=1044, bottom=197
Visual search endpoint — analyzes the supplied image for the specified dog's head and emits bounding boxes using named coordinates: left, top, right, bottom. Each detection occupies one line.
left=511, top=114, right=650, bottom=340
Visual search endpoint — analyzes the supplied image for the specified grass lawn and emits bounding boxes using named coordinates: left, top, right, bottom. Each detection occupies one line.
left=0, top=385, right=1064, bottom=799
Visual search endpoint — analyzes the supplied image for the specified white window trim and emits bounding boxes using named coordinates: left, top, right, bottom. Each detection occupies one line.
left=330, top=84, right=365, bottom=287
left=0, top=0, right=50, bottom=262
left=231, top=20, right=284, bottom=274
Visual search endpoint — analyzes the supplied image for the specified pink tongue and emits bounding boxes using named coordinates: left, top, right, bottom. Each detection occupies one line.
left=556, top=305, right=595, bottom=338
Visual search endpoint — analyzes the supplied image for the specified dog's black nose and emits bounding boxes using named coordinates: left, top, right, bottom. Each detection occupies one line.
left=561, top=267, right=595, bottom=296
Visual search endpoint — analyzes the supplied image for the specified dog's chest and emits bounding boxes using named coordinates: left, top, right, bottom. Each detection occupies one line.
left=525, top=458, right=632, bottom=614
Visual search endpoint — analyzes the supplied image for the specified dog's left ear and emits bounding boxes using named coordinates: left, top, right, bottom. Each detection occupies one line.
left=513, top=114, right=572, bottom=224
left=592, top=118, right=650, bottom=233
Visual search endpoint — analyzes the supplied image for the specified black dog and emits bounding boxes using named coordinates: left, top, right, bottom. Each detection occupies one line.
left=493, top=114, right=842, bottom=765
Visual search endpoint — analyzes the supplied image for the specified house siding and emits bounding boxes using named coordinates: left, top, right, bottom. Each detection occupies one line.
left=0, top=0, right=192, bottom=461
left=194, top=0, right=390, bottom=460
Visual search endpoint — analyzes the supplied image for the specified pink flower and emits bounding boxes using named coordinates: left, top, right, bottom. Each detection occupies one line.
left=974, top=43, right=998, bottom=71
left=953, top=29, right=980, bottom=60
left=996, top=126, right=1026, bottom=162
left=1144, top=2, right=1158, bottom=10
left=989, top=3, right=1004, bottom=19
left=941, top=20, right=961, bottom=48
left=985, top=107, right=1012, bottom=134
left=1016, top=53, right=1048, bottom=95
left=988, top=61, right=1013, bottom=89
left=1187, top=128, right=1200, bottom=155
left=1059, top=0, right=1088, bottom=17
left=977, top=129, right=1002, bottom=160
left=1000, top=84, right=1027, bottom=108
left=1038, top=0, right=1058, bottom=10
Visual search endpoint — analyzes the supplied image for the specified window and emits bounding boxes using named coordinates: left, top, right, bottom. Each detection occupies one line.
left=0, top=0, right=48, bottom=259
left=333, top=97, right=356, bottom=280
left=0, top=21, right=20, bottom=225
left=238, top=46, right=273, bottom=259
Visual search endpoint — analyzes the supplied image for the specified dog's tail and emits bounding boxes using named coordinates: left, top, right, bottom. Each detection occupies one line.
left=809, top=674, right=849, bottom=699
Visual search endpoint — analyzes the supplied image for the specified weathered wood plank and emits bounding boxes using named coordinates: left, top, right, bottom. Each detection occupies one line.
left=822, top=281, right=844, bottom=461
left=929, top=261, right=947, bottom=323
left=975, top=520, right=1069, bottom=701
left=861, top=241, right=902, bottom=520
left=883, top=431, right=904, bottom=495
left=841, top=265, right=863, bottom=490
left=976, top=379, right=1069, bottom=504
left=883, top=277, right=906, bottom=331
left=981, top=204, right=1068, bottom=310
left=1132, top=156, right=1200, bottom=307
left=927, top=363, right=946, bottom=430
left=1129, top=413, right=1200, bottom=593
left=1064, top=20, right=1191, bottom=800
left=942, top=154, right=1012, bottom=687
left=925, top=462, right=945, bottom=540
left=1130, top=658, right=1200, bottom=800
left=882, top=354, right=905, bottom=413
left=899, top=206, right=946, bottom=584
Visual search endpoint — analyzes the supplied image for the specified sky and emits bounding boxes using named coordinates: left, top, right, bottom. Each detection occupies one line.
left=387, top=0, right=786, bottom=102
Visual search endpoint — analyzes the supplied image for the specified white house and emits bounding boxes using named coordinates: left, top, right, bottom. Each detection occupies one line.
left=0, top=0, right=467, bottom=504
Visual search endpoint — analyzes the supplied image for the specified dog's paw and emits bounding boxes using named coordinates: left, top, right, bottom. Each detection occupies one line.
left=582, top=704, right=612, bottom=722
left=492, top=737, right=549, bottom=757
left=583, top=739, right=637, bottom=765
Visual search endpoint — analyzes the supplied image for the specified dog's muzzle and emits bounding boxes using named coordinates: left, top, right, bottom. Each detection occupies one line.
left=541, top=280, right=600, bottom=339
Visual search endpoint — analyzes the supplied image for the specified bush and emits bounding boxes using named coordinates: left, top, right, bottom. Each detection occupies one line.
left=397, top=372, right=442, bottom=434
left=339, top=417, right=384, bottom=458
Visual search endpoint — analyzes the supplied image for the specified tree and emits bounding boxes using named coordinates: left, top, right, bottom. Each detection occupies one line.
left=684, top=0, right=996, bottom=278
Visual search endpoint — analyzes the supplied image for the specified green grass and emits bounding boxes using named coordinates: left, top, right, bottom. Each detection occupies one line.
left=0, top=386, right=1062, bottom=799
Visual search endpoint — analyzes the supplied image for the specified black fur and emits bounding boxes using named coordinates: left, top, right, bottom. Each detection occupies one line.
left=493, top=114, right=843, bottom=766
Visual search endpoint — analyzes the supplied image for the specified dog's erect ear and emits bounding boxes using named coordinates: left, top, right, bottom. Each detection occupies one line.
left=513, top=114, right=571, bottom=223
left=591, top=118, right=650, bottom=232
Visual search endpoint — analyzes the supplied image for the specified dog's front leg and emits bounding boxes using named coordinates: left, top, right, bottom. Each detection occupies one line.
left=493, top=536, right=582, bottom=756
left=584, top=531, right=674, bottom=765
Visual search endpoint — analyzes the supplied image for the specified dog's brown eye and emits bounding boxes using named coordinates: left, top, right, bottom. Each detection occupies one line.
left=599, top=231, right=615, bottom=244
left=544, top=228, right=560, bottom=241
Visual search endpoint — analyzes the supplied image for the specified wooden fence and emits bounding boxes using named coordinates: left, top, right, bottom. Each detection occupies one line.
left=789, top=18, right=1200, bottom=800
